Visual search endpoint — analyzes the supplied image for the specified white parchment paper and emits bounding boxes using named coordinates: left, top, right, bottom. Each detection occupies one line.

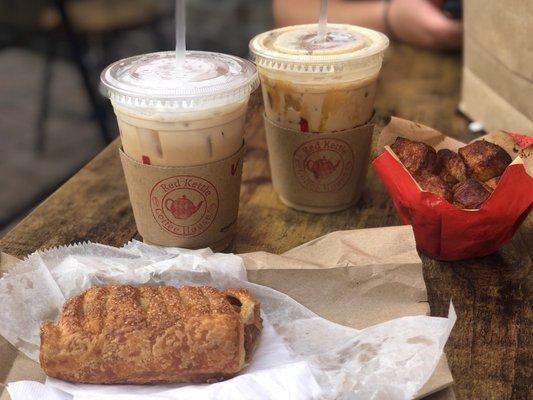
left=0, top=241, right=455, bottom=400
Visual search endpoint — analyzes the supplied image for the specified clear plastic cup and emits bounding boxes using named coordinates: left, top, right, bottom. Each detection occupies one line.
left=101, top=51, right=259, bottom=166
left=250, top=24, right=389, bottom=132
left=249, top=24, right=388, bottom=213
left=100, top=51, right=259, bottom=249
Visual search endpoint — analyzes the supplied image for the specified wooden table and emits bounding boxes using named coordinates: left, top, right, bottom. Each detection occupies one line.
left=1, top=43, right=531, bottom=399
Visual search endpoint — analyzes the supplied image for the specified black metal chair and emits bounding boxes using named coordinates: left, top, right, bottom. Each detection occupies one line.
left=1, top=0, right=169, bottom=152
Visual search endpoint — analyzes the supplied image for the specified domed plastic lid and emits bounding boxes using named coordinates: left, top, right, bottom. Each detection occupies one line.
left=249, top=24, right=389, bottom=74
left=101, top=51, right=259, bottom=111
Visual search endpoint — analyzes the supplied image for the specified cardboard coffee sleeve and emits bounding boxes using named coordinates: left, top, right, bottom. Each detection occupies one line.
left=264, top=116, right=374, bottom=213
left=120, top=145, right=245, bottom=251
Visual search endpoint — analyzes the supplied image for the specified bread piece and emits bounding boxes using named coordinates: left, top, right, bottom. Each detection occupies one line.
left=415, top=171, right=453, bottom=202
left=439, top=170, right=458, bottom=186
left=40, top=285, right=262, bottom=384
left=483, top=176, right=500, bottom=192
left=458, top=140, right=512, bottom=182
left=453, top=178, right=491, bottom=209
left=437, top=149, right=468, bottom=183
left=390, top=137, right=440, bottom=175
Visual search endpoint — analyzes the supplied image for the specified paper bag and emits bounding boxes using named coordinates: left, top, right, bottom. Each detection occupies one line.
left=0, top=226, right=454, bottom=399
left=373, top=117, right=533, bottom=260
left=264, top=116, right=374, bottom=213
left=242, top=226, right=455, bottom=398
left=460, top=0, right=533, bottom=135
left=120, top=145, right=245, bottom=251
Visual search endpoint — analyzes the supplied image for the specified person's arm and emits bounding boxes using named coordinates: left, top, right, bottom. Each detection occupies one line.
left=273, top=0, right=462, bottom=50
left=273, top=0, right=386, bottom=31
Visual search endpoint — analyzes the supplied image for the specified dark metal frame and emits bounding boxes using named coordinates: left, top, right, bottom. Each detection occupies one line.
left=36, top=0, right=113, bottom=151
left=0, top=0, right=168, bottom=230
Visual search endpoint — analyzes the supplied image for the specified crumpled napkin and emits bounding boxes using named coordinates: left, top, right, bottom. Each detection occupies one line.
left=1, top=241, right=455, bottom=400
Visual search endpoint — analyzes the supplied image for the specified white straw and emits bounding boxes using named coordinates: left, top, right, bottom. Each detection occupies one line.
left=317, top=0, right=328, bottom=42
left=175, top=0, right=186, bottom=65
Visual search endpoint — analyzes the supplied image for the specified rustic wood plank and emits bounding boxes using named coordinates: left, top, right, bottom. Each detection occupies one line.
left=0, top=42, right=530, bottom=399
left=0, top=140, right=136, bottom=257
left=422, top=223, right=532, bottom=400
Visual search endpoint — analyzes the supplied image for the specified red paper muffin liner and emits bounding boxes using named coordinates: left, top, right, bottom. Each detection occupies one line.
left=373, top=118, right=533, bottom=261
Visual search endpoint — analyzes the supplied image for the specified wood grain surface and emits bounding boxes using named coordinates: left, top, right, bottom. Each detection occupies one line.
left=1, top=43, right=531, bottom=399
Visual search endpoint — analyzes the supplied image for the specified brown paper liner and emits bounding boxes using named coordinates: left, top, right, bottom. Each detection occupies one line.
left=264, top=116, right=374, bottom=213
left=0, top=226, right=454, bottom=399
left=120, top=144, right=245, bottom=251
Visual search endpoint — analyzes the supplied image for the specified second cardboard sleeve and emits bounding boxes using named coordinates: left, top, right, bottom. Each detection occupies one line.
left=264, top=116, right=374, bottom=213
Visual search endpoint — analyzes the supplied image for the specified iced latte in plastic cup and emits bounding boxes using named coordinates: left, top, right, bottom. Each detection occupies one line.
left=101, top=51, right=258, bottom=250
left=250, top=24, right=388, bottom=212
left=250, top=24, right=388, bottom=132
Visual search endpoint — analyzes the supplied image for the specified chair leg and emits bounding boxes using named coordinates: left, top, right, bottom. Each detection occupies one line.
left=54, top=0, right=113, bottom=144
left=35, top=38, right=55, bottom=153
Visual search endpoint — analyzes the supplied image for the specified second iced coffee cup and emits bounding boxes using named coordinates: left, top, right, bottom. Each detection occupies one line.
left=250, top=24, right=388, bottom=213
left=101, top=51, right=258, bottom=250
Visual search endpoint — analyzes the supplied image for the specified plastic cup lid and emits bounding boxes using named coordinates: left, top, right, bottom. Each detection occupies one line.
left=100, top=51, right=259, bottom=111
left=249, top=24, right=389, bottom=74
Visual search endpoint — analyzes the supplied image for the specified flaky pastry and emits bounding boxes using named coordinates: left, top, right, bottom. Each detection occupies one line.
left=40, top=285, right=262, bottom=384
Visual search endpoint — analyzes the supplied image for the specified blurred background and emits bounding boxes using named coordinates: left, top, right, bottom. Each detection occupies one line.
left=0, top=0, right=272, bottom=234
left=6, top=0, right=526, bottom=237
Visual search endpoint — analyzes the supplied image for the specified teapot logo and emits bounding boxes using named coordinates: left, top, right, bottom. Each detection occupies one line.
left=150, top=175, right=218, bottom=237
left=165, top=195, right=204, bottom=219
left=293, top=138, right=354, bottom=193
left=305, top=157, right=341, bottom=180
